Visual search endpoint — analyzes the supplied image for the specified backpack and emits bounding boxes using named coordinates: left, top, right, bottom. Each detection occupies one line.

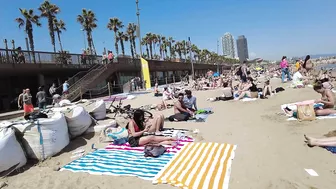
left=144, top=145, right=166, bottom=157
left=236, top=66, right=242, bottom=76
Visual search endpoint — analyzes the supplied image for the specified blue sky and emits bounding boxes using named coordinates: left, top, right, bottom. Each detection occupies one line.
left=0, top=0, right=335, bottom=60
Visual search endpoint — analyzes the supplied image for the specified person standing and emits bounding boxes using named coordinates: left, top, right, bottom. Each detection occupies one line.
left=108, top=51, right=114, bottom=63
left=280, top=56, right=292, bottom=83
left=303, top=55, right=313, bottom=77
left=63, top=81, right=69, bottom=95
left=23, top=88, right=33, bottom=117
left=49, top=83, right=56, bottom=96
left=17, top=89, right=25, bottom=110
left=36, top=86, right=47, bottom=110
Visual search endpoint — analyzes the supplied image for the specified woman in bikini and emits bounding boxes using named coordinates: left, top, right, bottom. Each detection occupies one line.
left=127, top=109, right=176, bottom=147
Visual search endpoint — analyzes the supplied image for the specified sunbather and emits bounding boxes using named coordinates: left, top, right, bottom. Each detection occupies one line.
left=183, top=90, right=198, bottom=111
left=261, top=80, right=273, bottom=99
left=127, top=109, right=176, bottom=147
left=304, top=134, right=336, bottom=147
left=235, top=77, right=258, bottom=100
left=284, top=82, right=336, bottom=116
left=207, top=80, right=234, bottom=101
left=168, top=93, right=194, bottom=121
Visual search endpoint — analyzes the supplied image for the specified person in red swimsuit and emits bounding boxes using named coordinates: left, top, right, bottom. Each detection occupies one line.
left=126, top=109, right=176, bottom=147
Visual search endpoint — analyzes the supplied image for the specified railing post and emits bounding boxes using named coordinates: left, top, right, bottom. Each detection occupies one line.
left=89, top=90, right=92, bottom=99
left=38, top=53, right=41, bottom=64
left=3, top=39, right=10, bottom=64
left=108, top=81, right=111, bottom=98
left=173, top=75, right=175, bottom=84
left=80, top=87, right=82, bottom=99
left=165, top=77, right=168, bottom=85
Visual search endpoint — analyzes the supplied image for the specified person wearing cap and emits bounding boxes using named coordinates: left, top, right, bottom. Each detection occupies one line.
left=183, top=90, right=198, bottom=112
left=23, top=88, right=34, bottom=116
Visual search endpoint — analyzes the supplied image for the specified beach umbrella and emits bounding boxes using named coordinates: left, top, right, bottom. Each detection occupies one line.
left=213, top=72, right=219, bottom=77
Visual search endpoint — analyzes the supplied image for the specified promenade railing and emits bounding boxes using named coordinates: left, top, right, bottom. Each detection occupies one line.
left=0, top=48, right=102, bottom=65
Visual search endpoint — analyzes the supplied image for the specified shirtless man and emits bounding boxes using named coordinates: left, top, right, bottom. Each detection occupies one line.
left=173, top=93, right=194, bottom=119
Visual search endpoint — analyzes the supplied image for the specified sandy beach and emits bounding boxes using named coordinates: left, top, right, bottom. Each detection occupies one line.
left=1, top=78, right=336, bottom=189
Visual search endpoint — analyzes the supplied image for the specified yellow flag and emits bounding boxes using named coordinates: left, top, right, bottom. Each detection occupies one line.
left=140, top=58, right=151, bottom=89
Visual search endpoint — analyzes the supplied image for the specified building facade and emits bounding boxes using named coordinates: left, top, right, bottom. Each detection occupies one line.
left=236, top=35, right=249, bottom=62
left=221, top=32, right=235, bottom=58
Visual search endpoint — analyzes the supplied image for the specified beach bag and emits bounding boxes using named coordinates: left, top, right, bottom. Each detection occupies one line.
left=297, top=104, right=316, bottom=121
left=100, top=126, right=128, bottom=144
left=144, top=145, right=166, bottom=157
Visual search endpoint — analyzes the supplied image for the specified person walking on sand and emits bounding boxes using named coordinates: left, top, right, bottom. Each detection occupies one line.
left=23, top=88, right=34, bottom=117
left=280, top=56, right=292, bottom=83
left=17, top=89, right=25, bottom=110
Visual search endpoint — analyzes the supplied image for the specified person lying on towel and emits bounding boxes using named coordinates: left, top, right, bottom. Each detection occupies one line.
left=183, top=90, right=198, bottom=112
left=127, top=109, right=176, bottom=147
left=168, top=93, right=194, bottom=121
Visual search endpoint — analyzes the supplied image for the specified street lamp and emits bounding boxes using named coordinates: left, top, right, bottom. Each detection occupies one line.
left=188, top=37, right=194, bottom=79
left=136, top=0, right=144, bottom=84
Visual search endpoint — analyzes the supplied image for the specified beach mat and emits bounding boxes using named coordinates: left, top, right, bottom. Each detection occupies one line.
left=153, top=142, right=237, bottom=189
left=60, top=149, right=174, bottom=180
left=165, top=108, right=213, bottom=122
left=280, top=102, right=336, bottom=120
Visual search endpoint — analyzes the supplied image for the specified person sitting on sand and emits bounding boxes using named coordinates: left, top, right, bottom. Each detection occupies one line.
left=284, top=82, right=336, bottom=117
left=126, top=109, right=177, bottom=147
left=261, top=80, right=273, bottom=99
left=304, top=134, right=336, bottom=147
left=235, top=77, right=258, bottom=100
left=162, top=87, right=174, bottom=100
left=169, top=93, right=194, bottom=121
left=208, top=80, right=234, bottom=101
left=183, top=90, right=198, bottom=112
left=292, top=67, right=309, bottom=88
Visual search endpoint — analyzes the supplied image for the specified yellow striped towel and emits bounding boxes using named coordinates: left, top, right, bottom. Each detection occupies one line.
left=153, top=142, right=237, bottom=189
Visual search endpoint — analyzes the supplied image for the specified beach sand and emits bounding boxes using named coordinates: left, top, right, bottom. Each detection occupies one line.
left=1, top=78, right=336, bottom=189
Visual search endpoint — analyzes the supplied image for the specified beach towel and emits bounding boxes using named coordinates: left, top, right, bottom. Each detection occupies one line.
left=60, top=149, right=174, bottom=180
left=153, top=142, right=237, bottom=189
left=241, top=98, right=257, bottom=102
left=281, top=101, right=336, bottom=120
left=324, top=146, right=336, bottom=154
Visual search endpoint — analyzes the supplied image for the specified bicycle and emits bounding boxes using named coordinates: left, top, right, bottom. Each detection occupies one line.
left=106, top=97, right=153, bottom=119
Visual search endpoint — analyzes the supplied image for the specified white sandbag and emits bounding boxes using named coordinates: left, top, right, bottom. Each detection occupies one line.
left=59, top=99, right=71, bottom=106
left=127, top=95, right=136, bottom=100
left=13, top=113, right=69, bottom=160
left=65, top=106, right=92, bottom=138
left=0, top=122, right=27, bottom=173
left=85, top=120, right=117, bottom=134
left=91, top=100, right=106, bottom=120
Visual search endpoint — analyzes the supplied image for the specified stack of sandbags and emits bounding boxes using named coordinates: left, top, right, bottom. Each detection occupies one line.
left=0, top=122, right=27, bottom=173
left=64, top=106, right=92, bottom=138
left=82, top=100, right=106, bottom=120
left=13, top=112, right=69, bottom=160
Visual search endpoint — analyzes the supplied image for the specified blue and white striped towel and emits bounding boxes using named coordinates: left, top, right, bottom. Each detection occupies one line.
left=60, top=149, right=175, bottom=180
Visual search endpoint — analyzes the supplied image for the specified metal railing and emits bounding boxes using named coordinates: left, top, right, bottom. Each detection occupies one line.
left=0, top=48, right=102, bottom=65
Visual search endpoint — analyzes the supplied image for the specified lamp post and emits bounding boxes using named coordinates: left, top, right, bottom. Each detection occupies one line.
left=136, top=0, right=144, bottom=83
left=188, top=37, right=194, bottom=79
left=217, top=39, right=220, bottom=73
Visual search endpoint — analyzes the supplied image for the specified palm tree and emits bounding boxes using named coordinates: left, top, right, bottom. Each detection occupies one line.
left=145, top=33, right=154, bottom=59
left=141, top=37, right=150, bottom=58
left=180, top=40, right=188, bottom=61
left=127, top=23, right=137, bottom=58
left=107, top=18, right=123, bottom=56
left=16, top=8, right=41, bottom=63
left=77, top=9, right=97, bottom=55
left=118, top=31, right=128, bottom=56
left=167, top=37, right=175, bottom=59
left=53, top=18, right=66, bottom=52
left=38, top=0, right=60, bottom=53
left=161, top=38, right=168, bottom=60
left=174, top=42, right=182, bottom=60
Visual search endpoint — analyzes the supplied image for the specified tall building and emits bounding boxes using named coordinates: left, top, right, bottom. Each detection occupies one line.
left=221, top=32, right=235, bottom=58
left=236, top=35, right=249, bottom=62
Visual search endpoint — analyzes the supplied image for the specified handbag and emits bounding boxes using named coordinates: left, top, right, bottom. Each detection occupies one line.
left=144, top=145, right=166, bottom=157
left=297, top=104, right=316, bottom=121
